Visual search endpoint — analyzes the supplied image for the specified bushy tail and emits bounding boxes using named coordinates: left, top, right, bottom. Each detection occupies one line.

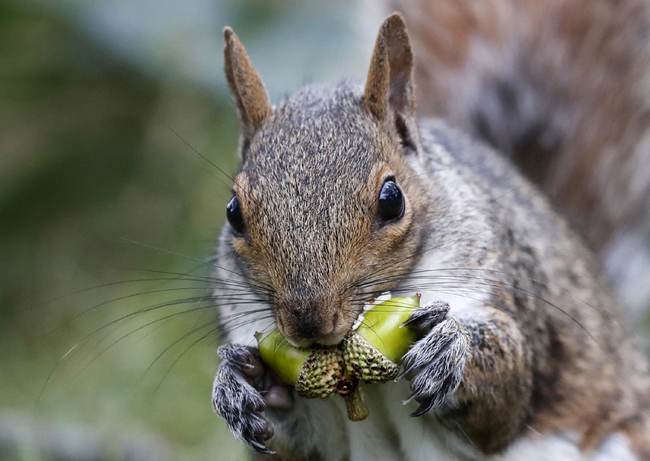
left=389, top=0, right=650, bottom=311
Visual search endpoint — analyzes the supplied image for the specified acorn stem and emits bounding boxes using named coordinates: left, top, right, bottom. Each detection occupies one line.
left=339, top=379, right=370, bottom=421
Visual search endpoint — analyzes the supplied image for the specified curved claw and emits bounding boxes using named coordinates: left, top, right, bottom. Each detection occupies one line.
left=248, top=438, right=276, bottom=455
left=410, top=396, right=437, bottom=417
left=400, top=301, right=450, bottom=332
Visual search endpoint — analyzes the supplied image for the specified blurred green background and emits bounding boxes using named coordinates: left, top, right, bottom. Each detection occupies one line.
left=0, top=0, right=379, bottom=459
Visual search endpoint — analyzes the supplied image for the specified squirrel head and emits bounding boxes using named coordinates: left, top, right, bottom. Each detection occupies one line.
left=222, top=14, right=430, bottom=347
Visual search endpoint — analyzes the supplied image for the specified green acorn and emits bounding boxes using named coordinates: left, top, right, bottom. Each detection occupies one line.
left=254, top=328, right=312, bottom=386
left=344, top=295, right=420, bottom=382
left=254, top=294, right=420, bottom=421
left=256, top=329, right=363, bottom=417
left=255, top=329, right=343, bottom=398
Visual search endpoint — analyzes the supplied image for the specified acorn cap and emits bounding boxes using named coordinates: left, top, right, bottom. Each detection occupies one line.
left=294, top=348, right=344, bottom=398
left=343, top=332, right=400, bottom=383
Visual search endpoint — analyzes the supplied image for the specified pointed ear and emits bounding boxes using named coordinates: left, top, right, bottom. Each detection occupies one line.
left=364, top=13, right=416, bottom=123
left=223, top=27, right=272, bottom=140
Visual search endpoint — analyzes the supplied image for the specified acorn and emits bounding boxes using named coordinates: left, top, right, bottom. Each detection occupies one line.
left=255, top=329, right=343, bottom=398
left=293, top=348, right=345, bottom=399
left=344, top=294, right=420, bottom=383
left=254, top=294, right=420, bottom=421
left=256, top=328, right=367, bottom=418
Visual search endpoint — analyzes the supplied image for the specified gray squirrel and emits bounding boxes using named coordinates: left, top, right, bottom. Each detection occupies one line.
left=211, top=11, right=650, bottom=461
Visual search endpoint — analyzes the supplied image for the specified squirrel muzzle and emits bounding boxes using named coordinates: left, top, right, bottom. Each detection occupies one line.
left=275, top=293, right=351, bottom=347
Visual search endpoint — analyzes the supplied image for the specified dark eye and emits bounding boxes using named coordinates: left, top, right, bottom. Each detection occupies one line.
left=378, top=180, right=405, bottom=222
left=227, top=195, right=246, bottom=235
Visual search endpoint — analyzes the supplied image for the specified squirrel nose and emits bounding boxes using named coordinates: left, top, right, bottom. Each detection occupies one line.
left=291, top=307, right=327, bottom=340
left=281, top=303, right=343, bottom=346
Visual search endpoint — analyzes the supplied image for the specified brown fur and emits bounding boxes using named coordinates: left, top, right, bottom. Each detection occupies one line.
left=416, top=117, right=650, bottom=455
left=223, top=27, right=272, bottom=140
left=390, top=0, right=650, bottom=254
left=452, top=310, right=532, bottom=452
left=229, top=93, right=429, bottom=346
left=226, top=14, right=431, bottom=347
left=384, top=2, right=650, bottom=451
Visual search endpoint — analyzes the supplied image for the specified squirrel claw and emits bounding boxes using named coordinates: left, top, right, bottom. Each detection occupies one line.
left=401, top=301, right=450, bottom=332
left=410, top=396, right=437, bottom=417
left=249, top=438, right=276, bottom=455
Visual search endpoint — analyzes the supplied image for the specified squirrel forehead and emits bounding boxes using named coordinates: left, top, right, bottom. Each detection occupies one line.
left=235, top=84, right=406, bottom=232
left=243, top=84, right=395, bottom=180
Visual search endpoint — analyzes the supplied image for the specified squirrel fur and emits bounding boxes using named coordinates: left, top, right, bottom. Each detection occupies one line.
left=388, top=0, right=650, bottom=313
left=212, top=9, right=650, bottom=461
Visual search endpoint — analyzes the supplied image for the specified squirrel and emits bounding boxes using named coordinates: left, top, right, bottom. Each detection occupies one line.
left=211, top=10, right=650, bottom=461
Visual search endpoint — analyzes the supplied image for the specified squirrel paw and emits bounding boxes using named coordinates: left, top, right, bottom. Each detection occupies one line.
left=212, top=344, right=285, bottom=454
left=399, top=301, right=470, bottom=416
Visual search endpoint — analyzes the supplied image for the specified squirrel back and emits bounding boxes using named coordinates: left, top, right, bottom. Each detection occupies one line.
left=388, top=0, right=650, bottom=312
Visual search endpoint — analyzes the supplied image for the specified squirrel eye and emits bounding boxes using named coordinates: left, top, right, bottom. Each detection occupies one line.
left=378, top=180, right=405, bottom=222
left=227, top=195, right=246, bottom=235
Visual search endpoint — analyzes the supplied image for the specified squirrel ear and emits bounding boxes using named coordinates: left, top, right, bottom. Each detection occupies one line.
left=364, top=14, right=416, bottom=123
left=223, top=27, right=272, bottom=139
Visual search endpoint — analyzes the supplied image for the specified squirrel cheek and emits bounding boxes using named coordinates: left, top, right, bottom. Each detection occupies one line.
left=230, top=235, right=251, bottom=255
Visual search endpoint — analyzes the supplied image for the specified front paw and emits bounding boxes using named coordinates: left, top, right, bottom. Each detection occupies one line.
left=212, top=344, right=281, bottom=454
left=400, top=301, right=470, bottom=416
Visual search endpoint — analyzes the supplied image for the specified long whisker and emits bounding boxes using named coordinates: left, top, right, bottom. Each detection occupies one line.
left=162, top=122, right=264, bottom=209
left=117, top=238, right=275, bottom=293
left=354, top=224, right=508, bottom=288
left=164, top=121, right=236, bottom=184
left=356, top=267, right=606, bottom=316
left=133, top=318, right=222, bottom=394
left=72, top=304, right=219, bottom=380
left=218, top=313, right=276, bottom=340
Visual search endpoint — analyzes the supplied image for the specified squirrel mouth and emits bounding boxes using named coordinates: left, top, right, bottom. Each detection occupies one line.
left=315, top=291, right=393, bottom=346
left=278, top=292, right=393, bottom=348
left=315, top=291, right=394, bottom=347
